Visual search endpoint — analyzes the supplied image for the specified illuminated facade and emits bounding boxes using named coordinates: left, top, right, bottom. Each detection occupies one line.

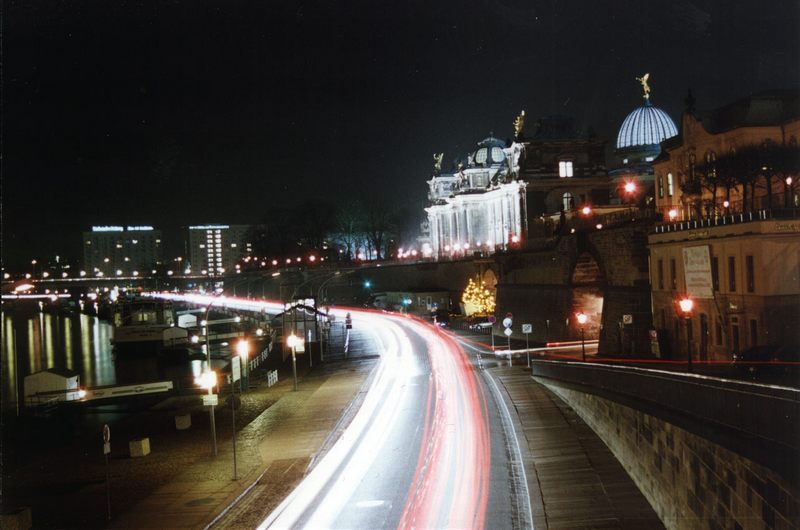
left=187, top=224, right=251, bottom=275
left=82, top=226, right=162, bottom=276
left=648, top=89, right=800, bottom=361
left=425, top=136, right=526, bottom=257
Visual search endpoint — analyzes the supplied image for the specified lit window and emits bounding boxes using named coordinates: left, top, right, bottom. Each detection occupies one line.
left=667, top=173, right=674, bottom=197
left=559, top=161, right=573, bottom=178
left=490, top=147, right=504, bottom=162
left=645, top=156, right=654, bottom=162
left=231, top=243, right=237, bottom=248
left=132, top=240, right=138, bottom=244
left=562, top=192, right=574, bottom=211
left=475, top=148, right=488, bottom=164
left=658, top=175, right=664, bottom=198
left=200, top=244, right=205, bottom=249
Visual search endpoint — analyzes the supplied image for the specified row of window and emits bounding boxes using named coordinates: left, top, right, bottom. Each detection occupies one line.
left=662, top=310, right=757, bottom=353
left=657, top=173, right=675, bottom=198
left=656, top=254, right=755, bottom=293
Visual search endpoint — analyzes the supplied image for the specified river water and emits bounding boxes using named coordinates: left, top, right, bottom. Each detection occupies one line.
left=1, top=308, right=209, bottom=414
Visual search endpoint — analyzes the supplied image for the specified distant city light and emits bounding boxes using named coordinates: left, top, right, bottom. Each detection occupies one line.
left=92, top=226, right=124, bottom=232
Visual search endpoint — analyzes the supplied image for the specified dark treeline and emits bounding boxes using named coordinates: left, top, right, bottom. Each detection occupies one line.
left=244, top=199, right=422, bottom=262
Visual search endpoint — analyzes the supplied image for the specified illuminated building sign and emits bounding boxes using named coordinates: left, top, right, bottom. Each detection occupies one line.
left=92, top=226, right=124, bottom=232
left=189, top=225, right=230, bottom=230
left=126, top=226, right=154, bottom=231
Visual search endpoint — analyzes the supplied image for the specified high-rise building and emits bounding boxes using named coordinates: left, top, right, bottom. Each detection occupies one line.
left=82, top=226, right=162, bottom=277
left=187, top=225, right=251, bottom=275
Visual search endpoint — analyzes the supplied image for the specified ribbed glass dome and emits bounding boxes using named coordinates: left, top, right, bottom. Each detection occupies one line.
left=616, top=100, right=678, bottom=149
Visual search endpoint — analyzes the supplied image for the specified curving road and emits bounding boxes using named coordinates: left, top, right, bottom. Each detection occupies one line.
left=259, top=310, right=532, bottom=530
left=148, top=293, right=532, bottom=529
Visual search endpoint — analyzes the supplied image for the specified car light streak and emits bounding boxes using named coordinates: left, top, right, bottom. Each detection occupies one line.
left=143, top=293, right=494, bottom=529
left=397, top=323, right=491, bottom=530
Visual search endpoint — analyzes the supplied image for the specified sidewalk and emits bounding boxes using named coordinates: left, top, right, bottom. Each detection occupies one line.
left=490, top=366, right=665, bottom=530
left=109, top=336, right=378, bottom=530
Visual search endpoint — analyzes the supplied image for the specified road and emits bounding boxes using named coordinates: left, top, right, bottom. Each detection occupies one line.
left=258, top=311, right=533, bottom=530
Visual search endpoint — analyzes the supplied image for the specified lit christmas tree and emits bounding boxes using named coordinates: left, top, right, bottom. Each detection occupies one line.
left=462, top=278, right=496, bottom=316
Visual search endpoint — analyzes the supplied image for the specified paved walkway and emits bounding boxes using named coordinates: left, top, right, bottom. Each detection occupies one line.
left=110, top=336, right=377, bottom=530
left=491, top=366, right=665, bottom=530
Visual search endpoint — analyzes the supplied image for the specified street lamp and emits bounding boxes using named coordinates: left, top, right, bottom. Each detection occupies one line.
left=231, top=338, right=249, bottom=480
left=678, top=297, right=694, bottom=372
left=576, top=312, right=588, bottom=361
left=624, top=181, right=637, bottom=217
left=196, top=369, right=218, bottom=456
left=286, top=333, right=300, bottom=391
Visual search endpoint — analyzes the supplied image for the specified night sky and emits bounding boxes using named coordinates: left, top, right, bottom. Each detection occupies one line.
left=4, top=0, right=799, bottom=267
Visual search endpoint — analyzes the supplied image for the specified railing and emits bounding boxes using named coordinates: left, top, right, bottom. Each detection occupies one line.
left=653, top=207, right=800, bottom=234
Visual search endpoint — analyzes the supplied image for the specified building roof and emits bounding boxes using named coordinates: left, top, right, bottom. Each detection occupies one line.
left=698, top=89, right=800, bottom=134
left=616, top=100, right=678, bottom=149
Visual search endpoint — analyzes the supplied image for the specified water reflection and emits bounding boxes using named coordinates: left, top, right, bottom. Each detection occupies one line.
left=2, top=307, right=220, bottom=412
left=1, top=310, right=117, bottom=410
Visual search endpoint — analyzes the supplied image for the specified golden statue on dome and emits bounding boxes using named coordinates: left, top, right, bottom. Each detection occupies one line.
left=636, top=73, right=651, bottom=100
left=513, top=110, right=526, bottom=138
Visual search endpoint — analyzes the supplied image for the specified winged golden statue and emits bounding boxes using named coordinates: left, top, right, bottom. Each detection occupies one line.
left=636, top=73, right=651, bottom=100
left=513, top=110, right=526, bottom=138
left=433, top=152, right=444, bottom=172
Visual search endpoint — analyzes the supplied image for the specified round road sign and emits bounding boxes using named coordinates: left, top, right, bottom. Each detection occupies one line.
left=103, top=424, right=111, bottom=443
left=502, top=317, right=513, bottom=328
left=488, top=315, right=496, bottom=324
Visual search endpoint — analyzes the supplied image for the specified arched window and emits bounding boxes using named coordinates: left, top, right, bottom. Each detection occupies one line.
left=562, top=192, right=574, bottom=211
left=689, top=153, right=696, bottom=180
left=658, top=174, right=664, bottom=198
left=705, top=151, right=717, bottom=178
left=667, top=173, right=674, bottom=197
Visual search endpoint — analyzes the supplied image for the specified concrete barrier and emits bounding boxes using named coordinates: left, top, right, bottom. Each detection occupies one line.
left=129, top=437, right=151, bottom=457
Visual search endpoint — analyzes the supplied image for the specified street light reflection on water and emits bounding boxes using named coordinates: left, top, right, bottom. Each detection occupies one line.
left=1, top=311, right=116, bottom=410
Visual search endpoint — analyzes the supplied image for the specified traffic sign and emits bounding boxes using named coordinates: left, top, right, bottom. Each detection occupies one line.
left=502, top=317, right=513, bottom=328
left=622, top=314, right=633, bottom=325
left=232, top=356, right=241, bottom=382
left=488, top=315, right=496, bottom=324
left=103, top=424, right=111, bottom=443
left=202, top=394, right=219, bottom=407
left=504, top=328, right=513, bottom=337
left=522, top=323, right=532, bottom=334
left=103, top=442, right=111, bottom=455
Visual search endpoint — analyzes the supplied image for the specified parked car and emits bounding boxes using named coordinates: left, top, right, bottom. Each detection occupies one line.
left=469, top=321, right=493, bottom=331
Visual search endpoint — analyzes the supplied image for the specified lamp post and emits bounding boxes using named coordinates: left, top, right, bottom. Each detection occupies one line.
left=287, top=333, right=299, bottom=391
left=678, top=297, right=694, bottom=372
left=231, top=339, right=249, bottom=480
left=576, top=312, right=588, bottom=361
left=196, top=370, right=218, bottom=456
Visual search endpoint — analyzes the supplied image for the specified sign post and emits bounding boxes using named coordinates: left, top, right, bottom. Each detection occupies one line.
left=522, top=323, right=532, bottom=367
left=231, top=356, right=240, bottom=480
left=488, top=315, right=496, bottom=350
left=502, top=313, right=513, bottom=365
left=103, top=424, right=111, bottom=521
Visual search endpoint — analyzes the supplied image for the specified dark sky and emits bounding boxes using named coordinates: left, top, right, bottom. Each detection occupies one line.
left=4, top=0, right=799, bottom=267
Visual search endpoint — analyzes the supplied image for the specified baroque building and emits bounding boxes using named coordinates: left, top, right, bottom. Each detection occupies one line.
left=648, top=89, right=800, bottom=361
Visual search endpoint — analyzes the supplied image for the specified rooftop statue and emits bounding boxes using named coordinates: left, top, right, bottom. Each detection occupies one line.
left=433, top=152, right=444, bottom=173
left=513, top=110, right=526, bottom=138
left=636, top=73, right=651, bottom=100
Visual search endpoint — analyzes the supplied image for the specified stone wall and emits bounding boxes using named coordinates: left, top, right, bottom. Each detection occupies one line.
left=540, top=380, right=800, bottom=530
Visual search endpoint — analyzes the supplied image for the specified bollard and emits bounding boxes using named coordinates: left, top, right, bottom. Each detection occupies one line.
left=129, top=437, right=151, bottom=458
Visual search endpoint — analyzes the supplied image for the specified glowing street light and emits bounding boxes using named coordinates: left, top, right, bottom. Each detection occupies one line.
left=581, top=206, right=592, bottom=216
left=195, top=369, right=218, bottom=455
left=678, top=297, right=694, bottom=372
left=668, top=209, right=678, bottom=221
left=576, top=312, right=588, bottom=361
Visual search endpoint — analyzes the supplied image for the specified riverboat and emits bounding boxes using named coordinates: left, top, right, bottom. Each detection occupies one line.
left=112, top=296, right=189, bottom=354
